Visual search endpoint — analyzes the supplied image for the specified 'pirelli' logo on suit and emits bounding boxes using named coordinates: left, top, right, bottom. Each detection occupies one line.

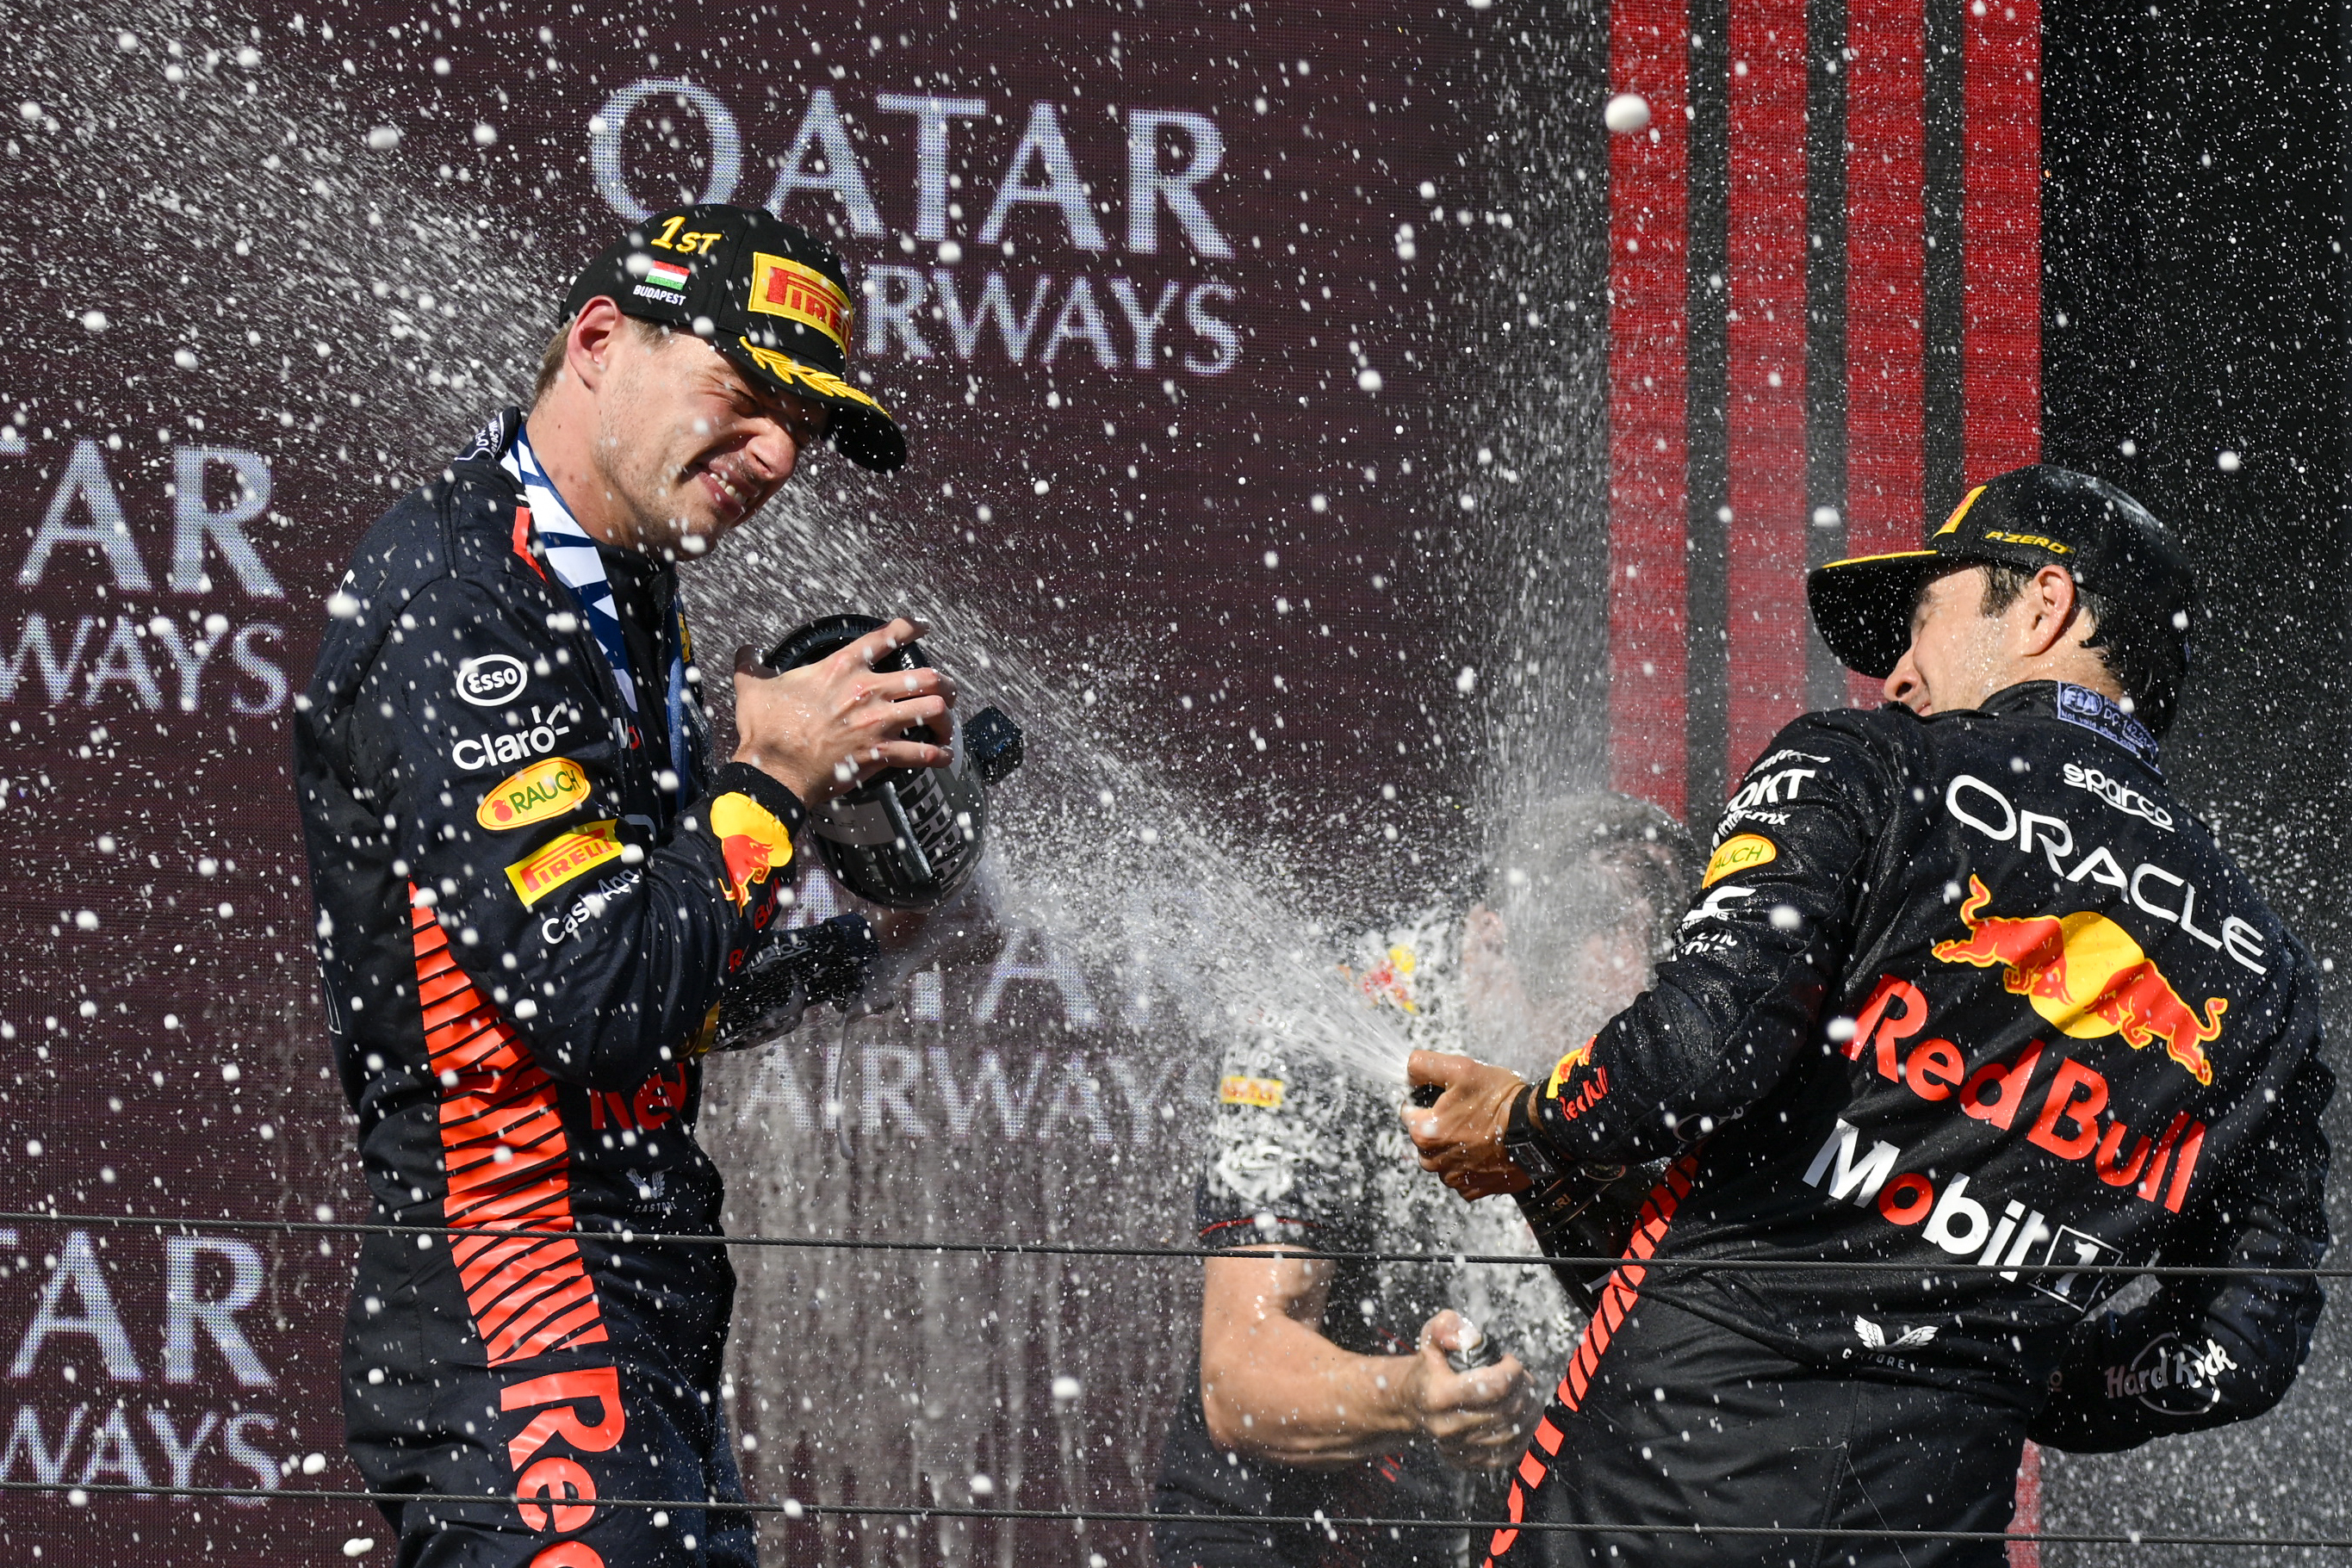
left=506, top=821, right=624, bottom=907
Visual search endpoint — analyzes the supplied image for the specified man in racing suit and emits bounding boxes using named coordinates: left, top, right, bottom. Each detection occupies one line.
left=1406, top=465, right=2331, bottom=1565
left=296, top=206, right=951, bottom=1565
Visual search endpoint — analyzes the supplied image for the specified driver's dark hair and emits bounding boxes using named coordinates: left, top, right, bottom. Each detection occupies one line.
left=531, top=313, right=670, bottom=406
left=1977, top=563, right=2186, bottom=734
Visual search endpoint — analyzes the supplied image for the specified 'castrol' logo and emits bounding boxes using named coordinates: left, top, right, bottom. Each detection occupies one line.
left=455, top=653, right=528, bottom=708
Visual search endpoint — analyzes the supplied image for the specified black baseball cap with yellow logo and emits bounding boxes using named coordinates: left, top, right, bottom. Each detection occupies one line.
left=562, top=202, right=906, bottom=473
left=1807, top=464, right=2194, bottom=679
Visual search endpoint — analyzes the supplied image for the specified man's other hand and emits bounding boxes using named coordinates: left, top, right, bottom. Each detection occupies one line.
left=1403, top=1050, right=1534, bottom=1200
left=1404, top=1309, right=1538, bottom=1471
left=730, top=617, right=958, bottom=803
left=845, top=883, right=985, bottom=1019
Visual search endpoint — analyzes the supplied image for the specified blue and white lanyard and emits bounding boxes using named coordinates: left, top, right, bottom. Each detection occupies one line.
left=501, top=427, right=698, bottom=805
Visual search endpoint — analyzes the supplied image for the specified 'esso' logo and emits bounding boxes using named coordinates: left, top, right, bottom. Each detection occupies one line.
left=456, top=654, right=528, bottom=708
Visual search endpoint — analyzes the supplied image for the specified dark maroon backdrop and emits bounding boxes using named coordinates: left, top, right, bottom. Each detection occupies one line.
left=0, top=3, right=1538, bottom=1561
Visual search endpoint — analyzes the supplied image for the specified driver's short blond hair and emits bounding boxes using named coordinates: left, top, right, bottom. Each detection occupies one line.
left=531, top=313, right=670, bottom=406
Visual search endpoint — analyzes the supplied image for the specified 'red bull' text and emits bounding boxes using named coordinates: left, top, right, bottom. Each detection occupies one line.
left=1839, top=974, right=2206, bottom=1214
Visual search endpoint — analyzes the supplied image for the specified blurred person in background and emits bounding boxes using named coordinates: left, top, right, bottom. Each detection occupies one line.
left=1152, top=795, right=1701, bottom=1568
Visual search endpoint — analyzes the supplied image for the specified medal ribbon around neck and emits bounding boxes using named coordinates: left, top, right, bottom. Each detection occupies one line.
left=501, top=426, right=698, bottom=805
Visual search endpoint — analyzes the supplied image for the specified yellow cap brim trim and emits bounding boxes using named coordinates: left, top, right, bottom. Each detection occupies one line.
left=1815, top=548, right=1939, bottom=573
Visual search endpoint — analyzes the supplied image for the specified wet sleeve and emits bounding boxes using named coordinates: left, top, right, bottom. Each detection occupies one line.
left=2031, top=1048, right=2333, bottom=1452
left=349, top=574, right=806, bottom=1089
left=1195, top=1044, right=1376, bottom=1256
left=1530, top=711, right=1893, bottom=1164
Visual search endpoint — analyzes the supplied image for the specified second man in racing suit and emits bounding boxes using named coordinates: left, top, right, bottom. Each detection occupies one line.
left=1406, top=465, right=2332, bottom=1565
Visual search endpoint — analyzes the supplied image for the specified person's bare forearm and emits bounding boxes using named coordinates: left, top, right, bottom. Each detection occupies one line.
left=1198, top=1252, right=1423, bottom=1466
left=1197, top=1253, right=1535, bottom=1471
left=1200, top=1305, right=1420, bottom=1466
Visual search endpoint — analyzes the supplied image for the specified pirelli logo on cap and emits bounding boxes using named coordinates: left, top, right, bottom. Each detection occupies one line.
left=506, top=820, right=624, bottom=908
left=1983, top=530, right=2071, bottom=555
left=748, top=252, right=850, bottom=350
left=1219, top=1075, right=1285, bottom=1109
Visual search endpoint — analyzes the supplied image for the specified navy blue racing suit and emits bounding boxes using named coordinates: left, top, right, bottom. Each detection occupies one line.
left=1492, top=685, right=2331, bottom=1566
left=295, top=409, right=805, bottom=1566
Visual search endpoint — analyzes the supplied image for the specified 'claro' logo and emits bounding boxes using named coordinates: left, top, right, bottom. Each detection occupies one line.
left=456, top=653, right=529, bottom=708
left=477, top=756, right=590, bottom=832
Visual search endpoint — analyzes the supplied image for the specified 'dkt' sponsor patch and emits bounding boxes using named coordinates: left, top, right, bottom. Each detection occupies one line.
left=1703, top=833, right=1778, bottom=887
left=476, top=756, right=589, bottom=832
left=1219, top=1075, right=1285, bottom=1109
left=506, top=820, right=624, bottom=908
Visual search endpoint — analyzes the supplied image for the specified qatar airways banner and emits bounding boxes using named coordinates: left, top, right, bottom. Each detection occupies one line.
left=0, top=1, right=2036, bottom=1564
left=0, top=3, right=1531, bottom=1562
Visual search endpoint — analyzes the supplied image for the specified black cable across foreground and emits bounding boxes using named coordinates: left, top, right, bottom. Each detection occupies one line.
left=0, top=1207, right=2337, bottom=1280
left=0, top=1479, right=2344, bottom=1549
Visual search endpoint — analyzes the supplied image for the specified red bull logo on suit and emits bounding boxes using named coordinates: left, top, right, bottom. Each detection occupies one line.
left=1933, top=875, right=2226, bottom=1085
left=710, top=792, right=794, bottom=910
left=1544, top=1038, right=1596, bottom=1098
left=1543, top=1038, right=1610, bottom=1123
left=1839, top=973, right=2210, bottom=1214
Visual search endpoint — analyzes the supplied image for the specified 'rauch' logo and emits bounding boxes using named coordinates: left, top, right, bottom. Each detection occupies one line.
left=1703, top=833, right=1777, bottom=888
left=477, top=757, right=589, bottom=832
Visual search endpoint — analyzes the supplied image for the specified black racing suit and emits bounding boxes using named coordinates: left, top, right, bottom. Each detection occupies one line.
left=295, top=409, right=806, bottom=1567
left=1493, top=683, right=2331, bottom=1566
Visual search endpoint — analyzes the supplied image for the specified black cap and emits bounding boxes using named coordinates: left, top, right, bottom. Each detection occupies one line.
left=1807, top=465, right=2194, bottom=679
left=562, top=203, right=906, bottom=473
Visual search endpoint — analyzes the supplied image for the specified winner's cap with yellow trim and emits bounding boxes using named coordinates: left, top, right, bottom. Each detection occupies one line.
left=562, top=203, right=906, bottom=473
left=1806, top=464, right=2193, bottom=679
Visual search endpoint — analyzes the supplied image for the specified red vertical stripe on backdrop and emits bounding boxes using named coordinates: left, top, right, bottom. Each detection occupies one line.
left=1964, top=0, right=2041, bottom=476
left=1606, top=0, right=1693, bottom=821
left=1844, top=0, right=1930, bottom=705
left=1722, top=0, right=1811, bottom=778
left=2007, top=1439, right=2045, bottom=1568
